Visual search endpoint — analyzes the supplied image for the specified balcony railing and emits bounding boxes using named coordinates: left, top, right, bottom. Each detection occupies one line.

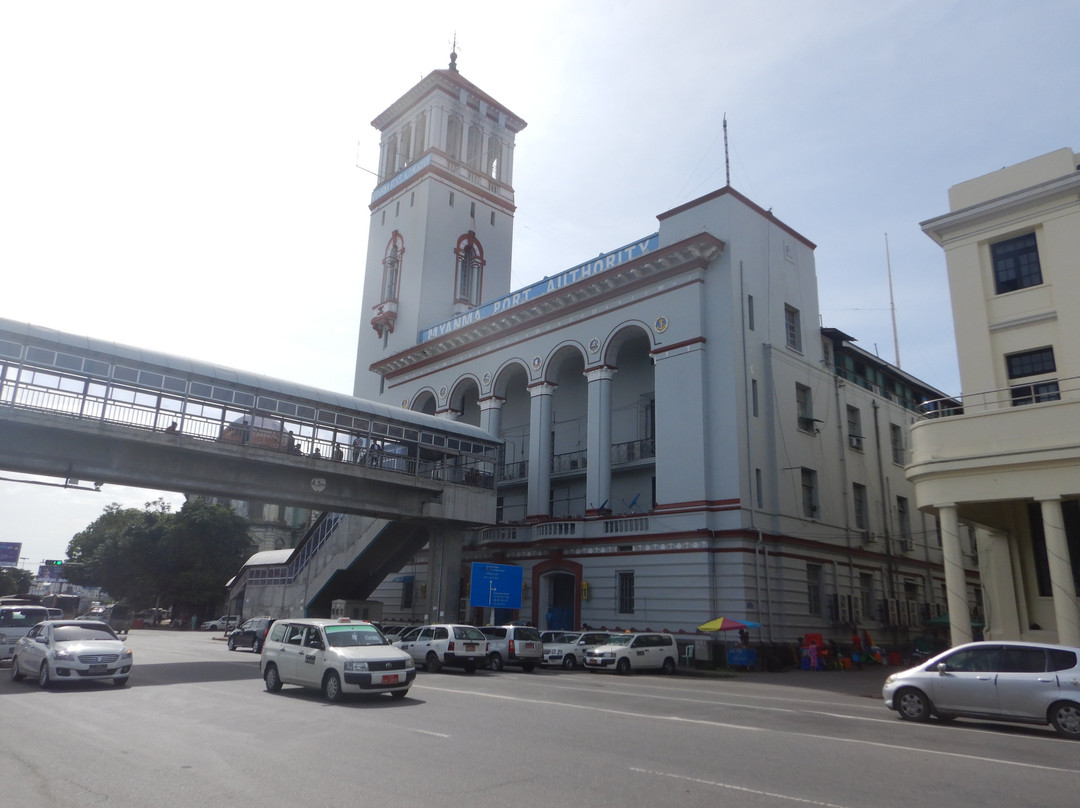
left=918, top=374, right=1080, bottom=419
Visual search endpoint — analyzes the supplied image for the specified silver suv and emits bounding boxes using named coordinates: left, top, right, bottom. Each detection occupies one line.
left=480, top=625, right=543, bottom=672
left=1, top=605, right=50, bottom=662
left=395, top=624, right=488, bottom=673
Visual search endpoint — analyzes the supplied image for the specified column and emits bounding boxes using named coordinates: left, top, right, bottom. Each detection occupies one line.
left=585, top=367, right=614, bottom=515
left=478, top=396, right=504, bottom=437
left=939, top=504, right=974, bottom=645
left=1038, top=497, right=1080, bottom=646
left=527, top=383, right=556, bottom=519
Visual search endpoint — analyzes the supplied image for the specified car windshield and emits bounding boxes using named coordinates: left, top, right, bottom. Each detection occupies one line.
left=555, top=633, right=581, bottom=643
left=603, top=635, right=635, bottom=647
left=53, top=624, right=118, bottom=642
left=454, top=626, right=487, bottom=641
left=0, top=609, right=48, bottom=627
left=324, top=625, right=387, bottom=647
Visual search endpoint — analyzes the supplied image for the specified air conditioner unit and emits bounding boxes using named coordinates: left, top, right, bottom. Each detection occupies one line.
left=848, top=434, right=863, bottom=450
left=900, top=538, right=915, bottom=552
left=861, top=531, right=876, bottom=544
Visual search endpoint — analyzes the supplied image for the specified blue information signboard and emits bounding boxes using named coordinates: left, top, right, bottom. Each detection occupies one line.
left=0, top=542, right=22, bottom=568
left=468, top=563, right=523, bottom=610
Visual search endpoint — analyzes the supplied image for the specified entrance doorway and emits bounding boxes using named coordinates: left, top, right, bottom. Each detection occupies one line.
left=543, top=572, right=576, bottom=631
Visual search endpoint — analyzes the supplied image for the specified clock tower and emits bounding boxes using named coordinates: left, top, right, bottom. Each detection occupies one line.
left=354, top=52, right=527, bottom=399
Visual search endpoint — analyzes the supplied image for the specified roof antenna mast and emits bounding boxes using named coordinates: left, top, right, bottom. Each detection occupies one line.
left=449, top=33, right=459, bottom=72
left=723, top=113, right=730, bottom=187
left=885, top=232, right=901, bottom=369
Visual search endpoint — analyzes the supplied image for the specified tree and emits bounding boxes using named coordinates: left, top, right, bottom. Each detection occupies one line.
left=66, top=498, right=251, bottom=616
left=0, top=566, right=33, bottom=597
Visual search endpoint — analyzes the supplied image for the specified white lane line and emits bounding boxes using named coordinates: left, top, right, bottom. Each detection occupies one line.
left=414, top=683, right=1080, bottom=774
left=407, top=728, right=451, bottom=738
left=630, top=767, right=852, bottom=808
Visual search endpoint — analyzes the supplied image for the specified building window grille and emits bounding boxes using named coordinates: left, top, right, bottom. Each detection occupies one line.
left=785, top=305, right=802, bottom=351
left=617, top=571, right=635, bottom=614
left=991, top=233, right=1042, bottom=294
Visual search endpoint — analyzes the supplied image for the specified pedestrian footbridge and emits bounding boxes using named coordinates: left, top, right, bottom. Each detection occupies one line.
left=0, top=317, right=498, bottom=526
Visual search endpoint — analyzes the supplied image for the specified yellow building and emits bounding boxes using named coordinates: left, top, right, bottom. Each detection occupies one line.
left=912, top=148, right=1080, bottom=647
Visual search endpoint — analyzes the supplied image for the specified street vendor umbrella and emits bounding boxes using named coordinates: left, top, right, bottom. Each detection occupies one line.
left=698, top=617, right=762, bottom=632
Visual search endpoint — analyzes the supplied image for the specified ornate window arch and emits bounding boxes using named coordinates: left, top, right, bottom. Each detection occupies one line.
left=382, top=231, right=404, bottom=302
left=371, top=231, right=404, bottom=338
left=454, top=232, right=484, bottom=308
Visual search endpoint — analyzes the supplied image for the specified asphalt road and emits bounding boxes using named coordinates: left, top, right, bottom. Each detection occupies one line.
left=1, top=630, right=1077, bottom=808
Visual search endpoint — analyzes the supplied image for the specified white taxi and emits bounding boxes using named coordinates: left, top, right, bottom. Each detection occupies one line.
left=261, top=618, right=415, bottom=702
left=584, top=632, right=679, bottom=675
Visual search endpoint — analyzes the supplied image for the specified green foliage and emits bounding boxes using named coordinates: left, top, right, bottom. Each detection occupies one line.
left=0, top=566, right=34, bottom=597
left=66, top=498, right=251, bottom=615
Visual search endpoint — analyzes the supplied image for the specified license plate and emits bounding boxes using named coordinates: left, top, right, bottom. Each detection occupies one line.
left=89, top=664, right=107, bottom=674
left=383, top=674, right=399, bottom=684
left=523, top=642, right=536, bottom=650
left=464, top=644, right=476, bottom=651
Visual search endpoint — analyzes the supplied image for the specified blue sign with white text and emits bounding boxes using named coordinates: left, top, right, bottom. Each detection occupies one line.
left=468, top=562, right=523, bottom=609
left=0, top=542, right=22, bottom=567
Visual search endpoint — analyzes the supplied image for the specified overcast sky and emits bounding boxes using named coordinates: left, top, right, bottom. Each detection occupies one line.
left=2, top=1, right=1077, bottom=568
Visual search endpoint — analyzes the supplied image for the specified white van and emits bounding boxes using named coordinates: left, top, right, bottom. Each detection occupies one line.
left=584, top=632, right=680, bottom=675
left=0, top=605, right=50, bottom=661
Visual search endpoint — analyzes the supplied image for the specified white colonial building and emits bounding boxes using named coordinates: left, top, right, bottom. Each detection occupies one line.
left=912, top=148, right=1080, bottom=648
left=232, top=55, right=974, bottom=658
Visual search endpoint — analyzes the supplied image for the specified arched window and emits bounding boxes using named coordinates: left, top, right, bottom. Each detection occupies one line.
left=382, top=232, right=404, bottom=302
left=383, top=133, right=398, bottom=179
left=400, top=123, right=412, bottom=167
left=454, top=232, right=484, bottom=308
left=466, top=124, right=483, bottom=170
left=486, top=136, right=502, bottom=181
left=446, top=115, right=463, bottom=162
left=414, top=111, right=427, bottom=158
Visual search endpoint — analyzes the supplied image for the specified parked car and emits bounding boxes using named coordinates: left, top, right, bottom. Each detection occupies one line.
left=201, top=615, right=240, bottom=631
left=584, top=632, right=680, bottom=675
left=261, top=617, right=414, bottom=702
left=0, top=604, right=51, bottom=662
left=882, top=640, right=1080, bottom=739
left=480, top=625, right=543, bottom=671
left=10, top=620, right=133, bottom=688
left=394, top=624, right=488, bottom=673
left=227, top=617, right=276, bottom=652
left=543, top=631, right=612, bottom=669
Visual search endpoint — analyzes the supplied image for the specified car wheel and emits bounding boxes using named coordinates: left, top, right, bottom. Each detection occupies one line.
left=323, top=671, right=343, bottom=703
left=252, top=638, right=263, bottom=654
left=425, top=652, right=442, bottom=673
left=390, top=689, right=409, bottom=700
left=1049, top=701, right=1080, bottom=739
left=463, top=659, right=478, bottom=674
left=488, top=653, right=504, bottom=671
left=661, top=657, right=676, bottom=675
left=38, top=662, right=51, bottom=689
left=10, top=657, right=24, bottom=682
left=562, top=655, right=577, bottom=670
left=616, top=657, right=631, bottom=675
left=227, top=636, right=237, bottom=651
left=895, top=687, right=932, bottom=722
left=113, top=677, right=129, bottom=687
left=263, top=663, right=282, bottom=692
left=521, top=660, right=537, bottom=673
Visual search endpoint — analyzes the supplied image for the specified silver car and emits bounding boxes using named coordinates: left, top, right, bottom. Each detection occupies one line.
left=11, top=620, right=133, bottom=688
left=882, top=640, right=1080, bottom=739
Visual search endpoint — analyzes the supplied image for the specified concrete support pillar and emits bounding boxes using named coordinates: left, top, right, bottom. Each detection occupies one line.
left=585, top=367, right=614, bottom=515
left=975, top=529, right=1022, bottom=639
left=527, top=383, right=556, bottom=519
left=939, top=503, right=974, bottom=645
left=1037, top=497, right=1080, bottom=646
left=427, top=529, right=464, bottom=624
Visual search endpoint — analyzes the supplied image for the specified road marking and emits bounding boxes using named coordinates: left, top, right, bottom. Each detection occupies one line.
left=407, top=728, right=450, bottom=738
left=415, top=683, right=1080, bottom=774
left=630, top=767, right=851, bottom=807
